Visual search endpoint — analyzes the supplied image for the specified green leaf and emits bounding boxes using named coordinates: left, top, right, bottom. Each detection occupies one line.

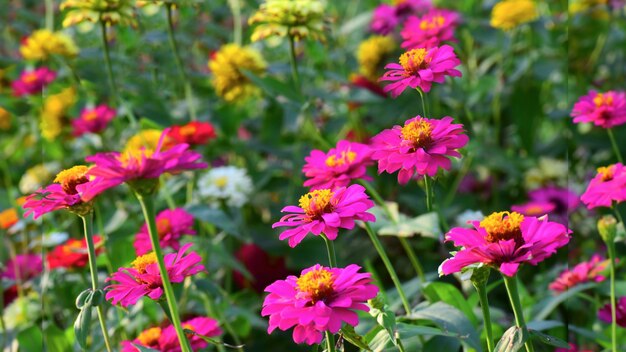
left=368, top=205, right=440, bottom=238
left=423, top=282, right=478, bottom=326
left=368, top=297, right=396, bottom=345
left=184, top=329, right=246, bottom=349
left=186, top=205, right=240, bottom=236
left=17, top=326, right=43, bottom=352
left=529, top=329, right=570, bottom=348
left=409, top=302, right=482, bottom=351
left=531, top=282, right=598, bottom=321
left=494, top=326, right=528, bottom=352
left=241, top=69, right=303, bottom=102
left=74, top=307, right=92, bottom=350
left=340, top=325, right=372, bottom=351
left=131, top=343, right=161, bottom=352
left=44, top=325, right=73, bottom=352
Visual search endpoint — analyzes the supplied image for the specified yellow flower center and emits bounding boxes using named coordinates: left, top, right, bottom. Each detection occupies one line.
left=480, top=211, right=525, bottom=244
left=131, top=252, right=158, bottom=274
left=399, top=49, right=430, bottom=75
left=593, top=93, right=613, bottom=107
left=401, top=119, right=433, bottom=148
left=598, top=165, right=616, bottom=181
left=325, top=151, right=357, bottom=167
left=156, top=218, right=172, bottom=238
left=214, top=176, right=229, bottom=188
left=420, top=15, right=446, bottom=30
left=54, top=165, right=89, bottom=195
left=298, top=189, right=334, bottom=219
left=296, top=267, right=335, bottom=302
left=136, top=327, right=161, bottom=346
left=83, top=110, right=99, bottom=121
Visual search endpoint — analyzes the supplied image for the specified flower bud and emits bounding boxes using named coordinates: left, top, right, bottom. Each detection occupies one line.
left=598, top=215, right=617, bottom=244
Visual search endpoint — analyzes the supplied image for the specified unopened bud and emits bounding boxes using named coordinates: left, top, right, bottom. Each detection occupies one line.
left=598, top=215, right=617, bottom=243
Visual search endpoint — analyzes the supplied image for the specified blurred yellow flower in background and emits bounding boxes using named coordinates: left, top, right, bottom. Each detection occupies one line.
left=20, top=29, right=79, bottom=61
left=490, top=0, right=538, bottom=30
left=357, top=36, right=396, bottom=82
left=249, top=0, right=327, bottom=42
left=209, top=44, right=267, bottom=103
left=40, top=87, right=77, bottom=141
left=60, top=0, right=136, bottom=27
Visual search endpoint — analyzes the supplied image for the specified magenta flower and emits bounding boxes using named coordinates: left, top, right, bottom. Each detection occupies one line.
left=599, top=296, right=626, bottom=327
left=440, top=211, right=571, bottom=277
left=134, top=208, right=196, bottom=255
left=272, top=184, right=375, bottom=248
left=511, top=201, right=556, bottom=217
left=1, top=254, right=43, bottom=281
left=571, top=90, right=626, bottom=128
left=72, top=104, right=117, bottom=136
left=261, top=264, right=378, bottom=345
left=394, top=0, right=432, bottom=16
left=380, top=45, right=461, bottom=97
left=11, top=67, right=56, bottom=96
left=105, top=243, right=204, bottom=307
left=370, top=4, right=398, bottom=35
left=528, top=186, right=580, bottom=217
left=581, top=163, right=626, bottom=209
left=302, top=140, right=373, bottom=190
left=160, top=317, right=222, bottom=351
left=76, top=130, right=207, bottom=201
left=400, top=9, right=460, bottom=49
left=549, top=254, right=609, bottom=293
left=371, top=116, right=468, bottom=184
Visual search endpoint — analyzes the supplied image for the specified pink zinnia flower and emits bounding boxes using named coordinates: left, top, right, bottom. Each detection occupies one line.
left=371, top=116, right=468, bottom=184
left=440, top=211, right=571, bottom=277
left=76, top=129, right=207, bottom=201
left=400, top=9, right=460, bottom=49
left=528, top=186, right=580, bottom=217
left=71, top=104, right=116, bottom=136
left=272, top=184, right=375, bottom=248
left=599, top=296, right=626, bottom=327
left=261, top=264, right=378, bottom=345
left=105, top=243, right=204, bottom=307
left=380, top=45, right=461, bottom=97
left=159, top=317, right=222, bottom=351
left=581, top=163, right=626, bottom=209
left=11, top=67, right=56, bottom=96
left=370, top=5, right=399, bottom=35
left=571, top=90, right=626, bottom=128
left=1, top=254, right=43, bottom=281
left=511, top=201, right=556, bottom=217
left=549, top=255, right=609, bottom=293
left=133, top=208, right=196, bottom=256
left=302, top=140, right=373, bottom=190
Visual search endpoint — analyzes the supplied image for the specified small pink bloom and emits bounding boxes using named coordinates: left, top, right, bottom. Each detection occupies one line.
left=580, top=163, right=626, bottom=209
left=400, top=9, right=460, bottom=49
left=511, top=201, right=556, bottom=217
left=159, top=317, right=222, bottom=351
left=1, top=254, right=43, bottom=281
left=598, top=296, right=626, bottom=327
left=72, top=104, right=116, bottom=136
left=303, top=140, right=373, bottom=190
left=272, top=185, right=375, bottom=248
left=133, top=208, right=196, bottom=256
left=549, top=255, right=609, bottom=293
left=11, top=67, right=56, bottom=96
left=380, top=45, right=461, bottom=97
left=370, top=5, right=398, bottom=35
left=440, top=211, right=571, bottom=277
left=105, top=243, right=204, bottom=307
left=261, top=264, right=378, bottom=345
left=371, top=116, right=468, bottom=183
left=571, top=90, right=626, bottom=128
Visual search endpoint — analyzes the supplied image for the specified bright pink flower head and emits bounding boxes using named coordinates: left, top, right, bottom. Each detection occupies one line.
left=380, top=45, right=461, bottom=97
left=261, top=264, right=378, bottom=345
left=76, top=129, right=208, bottom=201
left=1, top=254, right=43, bottom=281
left=72, top=104, right=116, bottom=136
left=549, top=254, right=609, bottom=293
left=555, top=343, right=595, bottom=352
left=272, top=184, right=375, bottom=248
left=371, top=116, right=468, bottom=184
left=599, top=296, right=626, bottom=327
left=303, top=140, right=373, bottom=190
left=581, top=163, right=626, bottom=209
left=511, top=201, right=556, bottom=217
left=134, top=208, right=196, bottom=256
left=105, top=243, right=204, bottom=307
left=160, top=317, right=222, bottom=351
left=370, top=5, right=399, bottom=35
left=441, top=211, right=571, bottom=277
left=400, top=9, right=460, bottom=49
left=11, top=67, right=56, bottom=96
left=571, top=90, right=626, bottom=128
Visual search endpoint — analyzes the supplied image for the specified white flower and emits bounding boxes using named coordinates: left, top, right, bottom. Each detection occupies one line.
left=455, top=210, right=484, bottom=228
left=198, top=166, right=253, bottom=208
left=19, top=162, right=60, bottom=194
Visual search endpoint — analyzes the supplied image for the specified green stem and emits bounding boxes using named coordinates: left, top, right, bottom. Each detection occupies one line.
left=325, top=331, right=336, bottom=352
left=134, top=193, right=192, bottom=352
left=606, top=231, right=618, bottom=352
left=165, top=4, right=197, bottom=121
left=45, top=0, right=54, bottom=31
left=502, top=276, right=534, bottom=352
left=416, top=88, right=428, bottom=117
left=473, top=281, right=495, bottom=352
left=321, top=234, right=337, bottom=267
left=227, top=0, right=242, bottom=46
left=607, top=129, right=624, bottom=164
left=423, top=176, right=433, bottom=212
left=288, top=34, right=301, bottom=93
left=363, top=222, right=411, bottom=315
left=99, top=19, right=118, bottom=99
left=80, top=214, right=113, bottom=352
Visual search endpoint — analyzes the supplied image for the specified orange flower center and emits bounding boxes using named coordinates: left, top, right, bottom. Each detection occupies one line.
left=401, top=119, right=433, bottom=148
left=298, top=189, right=334, bottom=219
left=62, top=240, right=83, bottom=255
left=598, top=165, right=616, bottom=181
left=399, top=49, right=430, bottom=75
left=296, top=268, right=335, bottom=302
left=325, top=151, right=357, bottom=167
left=480, top=211, right=525, bottom=244
left=156, top=218, right=172, bottom=238
left=179, top=124, right=197, bottom=137
left=0, top=208, right=18, bottom=229
left=420, top=15, right=446, bottom=30
left=131, top=252, right=157, bottom=274
left=136, top=327, right=161, bottom=346
left=182, top=323, right=195, bottom=338
left=23, top=72, right=39, bottom=84
left=593, top=93, right=613, bottom=107
left=54, top=165, right=90, bottom=195
left=522, top=205, right=547, bottom=216
left=83, top=110, right=99, bottom=121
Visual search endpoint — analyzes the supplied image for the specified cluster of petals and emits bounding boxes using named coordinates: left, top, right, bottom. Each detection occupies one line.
left=512, top=185, right=579, bottom=223
left=12, top=67, right=56, bottom=96
left=549, top=254, right=609, bottom=292
left=105, top=243, right=204, bottom=307
left=261, top=264, right=378, bottom=345
left=72, top=105, right=117, bottom=136
left=121, top=316, right=222, bottom=352
left=371, top=116, right=468, bottom=184
left=598, top=296, right=626, bottom=328
left=167, top=121, right=217, bottom=145
left=400, top=9, right=460, bottom=49
left=272, top=184, right=375, bottom=248
left=302, top=140, right=373, bottom=190
left=48, top=236, right=103, bottom=269
left=440, top=211, right=571, bottom=277
left=571, top=90, right=626, bottom=129
left=1, top=254, right=43, bottom=281
left=580, top=163, right=626, bottom=209
left=380, top=44, right=461, bottom=97
left=133, top=208, right=196, bottom=256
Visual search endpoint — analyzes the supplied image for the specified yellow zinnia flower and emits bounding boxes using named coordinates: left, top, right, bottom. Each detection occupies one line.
left=490, top=0, right=538, bottom=30
left=40, top=87, right=77, bottom=141
left=249, top=0, right=327, bottom=42
left=357, top=36, right=396, bottom=82
left=20, top=29, right=79, bottom=61
left=208, top=44, right=267, bottom=103
left=60, top=0, right=136, bottom=27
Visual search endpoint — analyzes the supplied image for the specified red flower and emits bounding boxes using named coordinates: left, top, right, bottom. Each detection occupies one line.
left=233, top=244, right=291, bottom=293
left=167, top=121, right=216, bottom=145
left=47, top=236, right=103, bottom=270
